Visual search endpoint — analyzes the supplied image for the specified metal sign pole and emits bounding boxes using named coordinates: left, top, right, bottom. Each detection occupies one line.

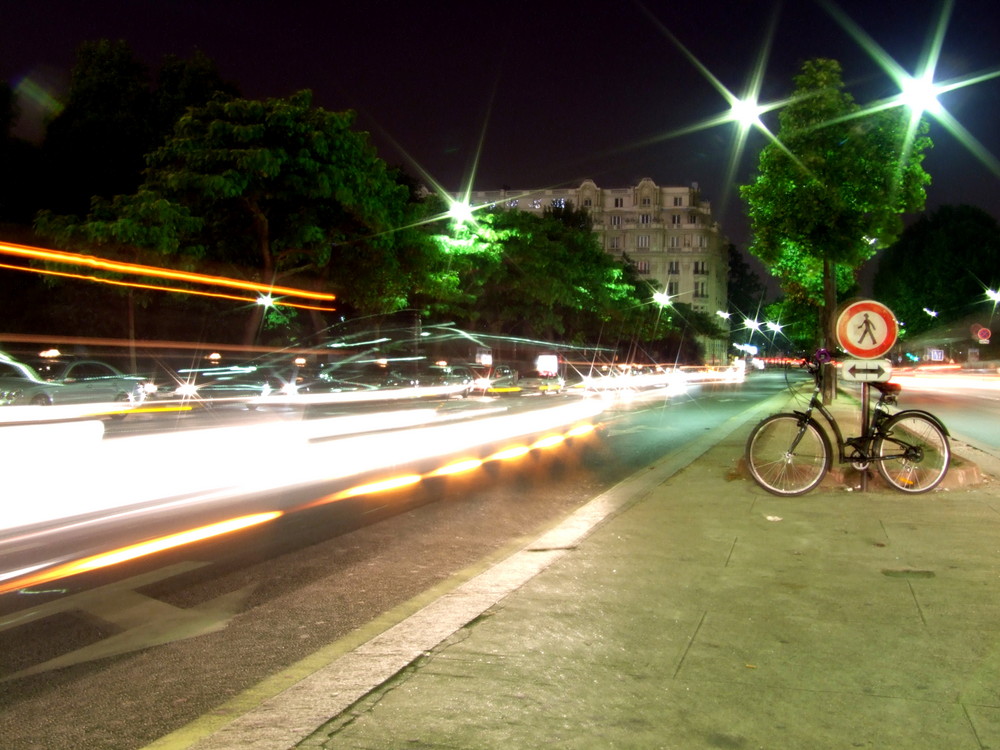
left=860, top=381, right=870, bottom=492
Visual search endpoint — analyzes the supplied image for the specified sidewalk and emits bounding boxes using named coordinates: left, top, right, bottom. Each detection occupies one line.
left=176, top=392, right=1000, bottom=749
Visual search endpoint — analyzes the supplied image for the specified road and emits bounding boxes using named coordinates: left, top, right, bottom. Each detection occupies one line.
left=0, top=372, right=831, bottom=749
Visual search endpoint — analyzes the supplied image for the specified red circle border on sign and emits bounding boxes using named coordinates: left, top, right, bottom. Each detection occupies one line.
left=836, top=300, right=898, bottom=359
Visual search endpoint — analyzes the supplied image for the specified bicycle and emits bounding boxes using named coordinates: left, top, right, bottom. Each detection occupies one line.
left=745, top=350, right=950, bottom=496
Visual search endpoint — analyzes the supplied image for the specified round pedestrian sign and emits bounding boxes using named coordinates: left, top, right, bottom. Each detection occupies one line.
left=835, top=300, right=898, bottom=359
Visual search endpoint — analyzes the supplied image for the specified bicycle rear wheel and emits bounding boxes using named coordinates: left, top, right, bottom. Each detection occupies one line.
left=745, top=413, right=831, bottom=496
left=875, top=412, right=950, bottom=493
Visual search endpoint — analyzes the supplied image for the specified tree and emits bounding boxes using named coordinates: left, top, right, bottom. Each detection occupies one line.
left=444, top=205, right=645, bottom=342
left=740, top=58, right=931, bottom=351
left=873, top=204, right=1000, bottom=335
left=150, top=50, right=240, bottom=143
left=725, top=243, right=766, bottom=321
left=38, top=91, right=430, bottom=344
left=42, top=40, right=153, bottom=215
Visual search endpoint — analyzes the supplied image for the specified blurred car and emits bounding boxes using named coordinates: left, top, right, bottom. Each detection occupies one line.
left=157, top=363, right=300, bottom=407
left=472, top=363, right=564, bottom=396
left=314, top=361, right=475, bottom=397
left=0, top=354, right=147, bottom=411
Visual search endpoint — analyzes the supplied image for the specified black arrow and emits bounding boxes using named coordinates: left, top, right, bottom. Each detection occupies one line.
left=848, top=363, right=885, bottom=378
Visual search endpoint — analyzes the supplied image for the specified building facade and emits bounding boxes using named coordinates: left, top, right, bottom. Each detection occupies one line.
left=459, top=178, right=730, bottom=363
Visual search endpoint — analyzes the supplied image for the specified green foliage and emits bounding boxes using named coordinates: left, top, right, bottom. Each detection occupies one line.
left=725, top=243, right=766, bottom=317
left=740, top=58, right=931, bottom=347
left=39, top=40, right=241, bottom=218
left=38, top=89, right=442, bottom=342
left=873, top=204, right=1000, bottom=335
left=440, top=205, right=646, bottom=342
left=151, top=51, right=240, bottom=142
left=42, top=40, right=153, bottom=214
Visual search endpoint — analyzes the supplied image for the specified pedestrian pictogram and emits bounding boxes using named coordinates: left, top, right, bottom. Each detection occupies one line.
left=836, top=300, right=898, bottom=359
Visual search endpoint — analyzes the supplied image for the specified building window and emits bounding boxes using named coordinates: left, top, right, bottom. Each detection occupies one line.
left=694, top=260, right=708, bottom=275
left=609, top=236, right=621, bottom=250
left=668, top=261, right=680, bottom=275
left=614, top=197, right=624, bottom=208
left=635, top=260, right=650, bottom=274
left=689, top=213, right=697, bottom=224
left=583, top=198, right=592, bottom=207
left=667, top=281, right=679, bottom=296
left=673, top=196, right=683, bottom=206
left=611, top=215, right=622, bottom=226
left=552, top=198, right=565, bottom=208
left=669, top=236, right=680, bottom=248
left=694, top=281, right=707, bottom=298
left=640, top=213, right=651, bottom=225
left=671, top=214, right=681, bottom=226
left=531, top=199, right=542, bottom=209
left=637, top=235, right=650, bottom=248
left=641, top=197, right=651, bottom=206
left=506, top=199, right=519, bottom=208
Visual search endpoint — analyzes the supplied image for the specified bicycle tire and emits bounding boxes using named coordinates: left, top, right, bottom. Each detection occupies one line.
left=874, top=411, right=950, bottom=493
left=745, top=413, right=832, bottom=496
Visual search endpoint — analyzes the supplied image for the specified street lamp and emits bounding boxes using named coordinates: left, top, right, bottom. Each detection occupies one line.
left=447, top=200, right=474, bottom=225
left=653, top=291, right=672, bottom=307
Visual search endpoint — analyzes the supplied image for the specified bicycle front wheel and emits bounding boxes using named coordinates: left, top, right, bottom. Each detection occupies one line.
left=745, top=413, right=831, bottom=496
left=875, top=412, right=950, bottom=493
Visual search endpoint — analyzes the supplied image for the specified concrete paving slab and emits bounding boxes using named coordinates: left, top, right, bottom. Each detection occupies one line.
left=296, top=422, right=1000, bottom=750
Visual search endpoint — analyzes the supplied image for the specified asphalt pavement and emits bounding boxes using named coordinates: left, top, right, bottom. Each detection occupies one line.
left=147, top=385, right=1000, bottom=750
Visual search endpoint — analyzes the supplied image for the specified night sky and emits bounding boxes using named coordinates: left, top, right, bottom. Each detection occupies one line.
left=3, top=0, right=999, bottom=251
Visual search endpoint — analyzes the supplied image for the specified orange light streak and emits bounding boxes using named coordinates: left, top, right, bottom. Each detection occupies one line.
left=0, top=262, right=335, bottom=311
left=565, top=423, right=596, bottom=438
left=0, top=511, right=282, bottom=595
left=486, top=445, right=531, bottom=462
left=530, top=434, right=566, bottom=450
left=0, top=240, right=335, bottom=301
left=428, top=458, right=484, bottom=477
left=325, top=474, right=423, bottom=502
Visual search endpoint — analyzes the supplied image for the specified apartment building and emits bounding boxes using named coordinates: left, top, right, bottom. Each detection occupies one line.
left=458, top=178, right=730, bottom=363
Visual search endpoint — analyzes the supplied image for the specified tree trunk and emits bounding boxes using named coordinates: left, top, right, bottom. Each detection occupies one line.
left=242, top=200, right=273, bottom=347
left=821, top=256, right=838, bottom=403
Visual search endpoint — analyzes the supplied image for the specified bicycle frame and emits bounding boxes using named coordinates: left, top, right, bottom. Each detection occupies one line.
left=788, top=364, right=947, bottom=468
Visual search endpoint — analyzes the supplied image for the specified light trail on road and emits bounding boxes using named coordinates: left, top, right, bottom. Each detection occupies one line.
left=0, top=396, right=606, bottom=594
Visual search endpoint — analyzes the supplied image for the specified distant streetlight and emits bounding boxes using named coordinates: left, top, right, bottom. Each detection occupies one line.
left=923, top=307, right=938, bottom=317
left=447, top=200, right=474, bottom=225
left=744, top=318, right=761, bottom=332
left=899, top=72, right=944, bottom=117
left=716, top=310, right=731, bottom=319
left=257, top=293, right=275, bottom=307
left=653, top=291, right=672, bottom=307
left=765, top=321, right=782, bottom=333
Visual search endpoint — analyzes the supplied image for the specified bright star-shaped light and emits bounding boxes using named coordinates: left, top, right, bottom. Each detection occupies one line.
left=653, top=291, right=672, bottom=307
left=447, top=200, right=474, bottom=225
left=899, top=72, right=944, bottom=117
left=826, top=0, right=1000, bottom=177
left=730, top=96, right=766, bottom=130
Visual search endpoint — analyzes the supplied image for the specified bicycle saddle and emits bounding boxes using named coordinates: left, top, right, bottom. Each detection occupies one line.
left=872, top=381, right=901, bottom=395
